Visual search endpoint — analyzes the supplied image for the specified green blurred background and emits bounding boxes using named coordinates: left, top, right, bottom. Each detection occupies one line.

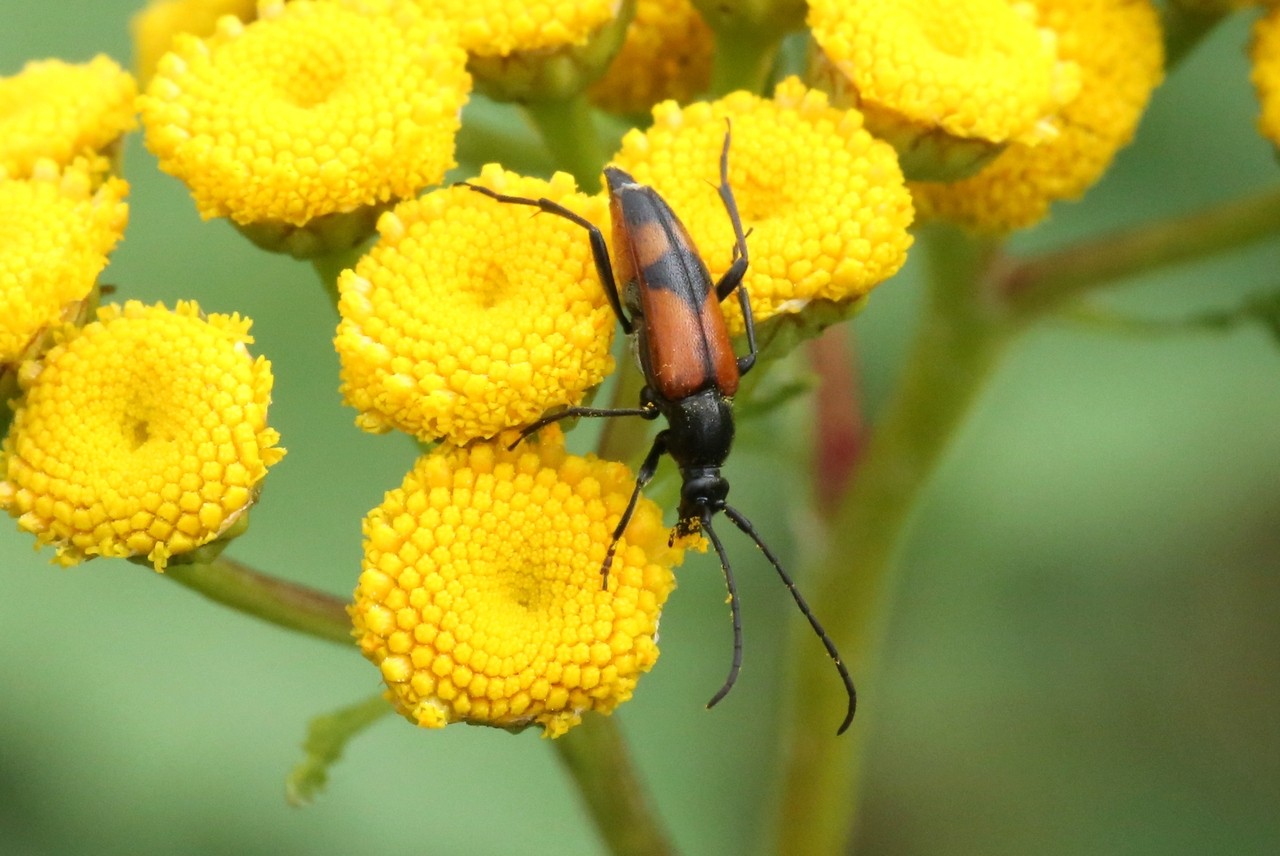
left=2, top=3, right=1278, bottom=855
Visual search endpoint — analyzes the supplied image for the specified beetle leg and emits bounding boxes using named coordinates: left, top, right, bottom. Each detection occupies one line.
left=723, top=503, right=857, bottom=735
left=599, top=430, right=668, bottom=589
left=458, top=183, right=633, bottom=335
left=508, top=403, right=658, bottom=450
left=708, top=125, right=758, bottom=377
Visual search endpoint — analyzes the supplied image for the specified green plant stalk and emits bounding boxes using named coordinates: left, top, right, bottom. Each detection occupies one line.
left=1001, top=186, right=1280, bottom=317
left=164, top=555, right=353, bottom=646
left=1159, top=4, right=1227, bottom=69
left=773, top=225, right=1015, bottom=855
left=708, top=26, right=785, bottom=97
left=523, top=94, right=609, bottom=192
left=311, top=243, right=369, bottom=312
left=551, top=715, right=677, bottom=856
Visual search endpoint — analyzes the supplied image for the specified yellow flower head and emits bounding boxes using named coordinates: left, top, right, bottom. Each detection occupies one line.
left=460, top=0, right=636, bottom=103
left=0, top=56, right=137, bottom=179
left=0, top=160, right=129, bottom=365
left=589, top=0, right=713, bottom=115
left=430, top=0, right=622, bottom=56
left=350, top=427, right=680, bottom=737
left=139, top=0, right=470, bottom=227
left=910, top=0, right=1164, bottom=233
left=808, top=0, right=1081, bottom=180
left=335, top=169, right=617, bottom=444
left=131, top=0, right=259, bottom=85
left=0, top=301, right=285, bottom=570
left=609, top=77, right=914, bottom=334
left=1251, top=4, right=1280, bottom=151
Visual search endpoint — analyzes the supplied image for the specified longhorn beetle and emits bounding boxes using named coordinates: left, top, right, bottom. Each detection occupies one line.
left=463, top=127, right=856, bottom=735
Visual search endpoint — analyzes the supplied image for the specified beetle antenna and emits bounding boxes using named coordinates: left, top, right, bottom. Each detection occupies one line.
left=700, top=513, right=744, bottom=710
left=722, top=504, right=856, bottom=735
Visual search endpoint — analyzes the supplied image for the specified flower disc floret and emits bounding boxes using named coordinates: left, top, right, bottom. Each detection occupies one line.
left=1251, top=5, right=1280, bottom=151
left=335, top=169, right=617, bottom=444
left=808, top=0, right=1080, bottom=149
left=350, top=428, right=680, bottom=737
left=428, top=0, right=621, bottom=56
left=0, top=161, right=129, bottom=364
left=609, top=78, right=914, bottom=333
left=131, top=0, right=259, bottom=84
left=910, top=0, right=1164, bottom=232
left=0, top=56, right=137, bottom=178
left=0, top=301, right=285, bottom=570
left=139, top=0, right=470, bottom=226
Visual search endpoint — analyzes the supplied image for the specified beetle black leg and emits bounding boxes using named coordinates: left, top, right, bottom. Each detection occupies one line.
left=707, top=126, right=757, bottom=377
left=508, top=404, right=657, bottom=450
left=458, top=183, right=633, bottom=335
left=700, top=512, right=744, bottom=711
left=599, top=431, right=668, bottom=589
left=722, top=503, right=857, bottom=735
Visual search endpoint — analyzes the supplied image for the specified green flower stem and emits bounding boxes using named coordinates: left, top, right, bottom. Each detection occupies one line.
left=523, top=94, right=609, bottom=192
left=311, top=244, right=368, bottom=313
left=456, top=98, right=556, bottom=177
left=164, top=555, right=352, bottom=646
left=597, top=357, right=653, bottom=464
left=708, top=26, right=785, bottom=97
left=774, top=226, right=1015, bottom=856
left=1159, top=4, right=1227, bottom=69
left=1002, top=186, right=1280, bottom=318
left=551, top=716, right=677, bottom=856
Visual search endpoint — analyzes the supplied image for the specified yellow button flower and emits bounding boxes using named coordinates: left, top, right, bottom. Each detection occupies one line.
left=429, top=0, right=623, bottom=56
left=460, top=0, right=636, bottom=103
left=1251, top=4, right=1280, bottom=151
left=335, top=168, right=617, bottom=444
left=0, top=160, right=129, bottom=365
left=139, top=0, right=470, bottom=228
left=350, top=427, right=680, bottom=737
left=609, top=77, right=914, bottom=334
left=910, top=0, right=1164, bottom=233
left=808, top=0, right=1081, bottom=180
left=0, top=56, right=137, bottom=179
left=589, top=0, right=713, bottom=115
left=131, top=0, right=258, bottom=85
left=0, top=301, right=285, bottom=570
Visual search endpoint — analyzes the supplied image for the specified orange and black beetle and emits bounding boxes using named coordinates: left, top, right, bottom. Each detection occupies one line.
left=464, top=130, right=856, bottom=735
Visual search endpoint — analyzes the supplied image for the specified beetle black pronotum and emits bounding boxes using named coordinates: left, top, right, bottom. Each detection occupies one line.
left=463, top=127, right=857, bottom=734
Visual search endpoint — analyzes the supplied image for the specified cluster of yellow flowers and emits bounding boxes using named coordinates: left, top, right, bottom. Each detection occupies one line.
left=0, top=51, right=284, bottom=573
left=4, top=0, right=1274, bottom=737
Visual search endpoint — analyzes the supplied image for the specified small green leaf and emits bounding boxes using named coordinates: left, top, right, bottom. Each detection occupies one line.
left=286, top=692, right=392, bottom=807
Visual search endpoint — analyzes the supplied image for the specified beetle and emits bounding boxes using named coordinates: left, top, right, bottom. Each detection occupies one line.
left=462, top=128, right=856, bottom=735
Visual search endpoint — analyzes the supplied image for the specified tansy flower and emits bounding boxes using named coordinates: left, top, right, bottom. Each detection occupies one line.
left=431, top=0, right=623, bottom=57
left=456, top=0, right=636, bottom=102
left=335, top=169, right=616, bottom=444
left=589, top=0, right=713, bottom=115
left=1251, top=4, right=1280, bottom=151
left=608, top=77, right=914, bottom=335
left=139, top=0, right=470, bottom=243
left=350, top=427, right=680, bottom=737
left=0, top=56, right=137, bottom=179
left=131, top=0, right=259, bottom=85
left=0, top=301, right=285, bottom=571
left=0, top=160, right=129, bottom=366
left=910, top=0, right=1164, bottom=233
left=807, top=0, right=1081, bottom=181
